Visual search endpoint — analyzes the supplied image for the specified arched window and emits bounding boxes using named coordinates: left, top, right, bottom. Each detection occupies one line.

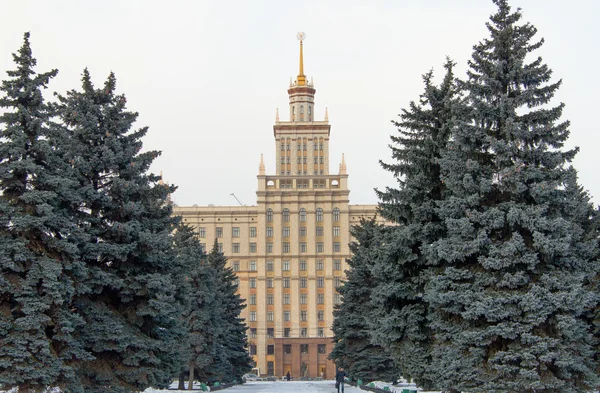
left=266, top=208, right=273, bottom=223
left=316, top=208, right=323, bottom=222
left=308, top=106, right=312, bottom=115
left=282, top=208, right=290, bottom=223
left=333, top=207, right=340, bottom=222
left=300, top=105, right=304, bottom=114
left=299, top=208, right=307, bottom=222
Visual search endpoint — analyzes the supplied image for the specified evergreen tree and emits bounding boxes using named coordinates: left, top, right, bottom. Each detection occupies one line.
left=0, top=32, right=90, bottom=392
left=56, top=69, right=186, bottom=392
left=426, top=1, right=599, bottom=392
left=330, top=218, right=399, bottom=383
left=204, top=241, right=251, bottom=383
left=368, top=59, right=460, bottom=389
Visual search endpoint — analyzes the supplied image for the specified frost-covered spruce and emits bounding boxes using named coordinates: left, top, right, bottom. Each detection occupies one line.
left=0, top=33, right=90, bottom=393
left=56, top=69, right=184, bottom=392
left=330, top=218, right=400, bottom=383
left=425, top=1, right=599, bottom=392
left=369, top=59, right=461, bottom=389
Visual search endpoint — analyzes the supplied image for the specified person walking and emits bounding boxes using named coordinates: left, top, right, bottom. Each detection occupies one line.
left=286, top=371, right=291, bottom=381
left=335, top=367, right=347, bottom=393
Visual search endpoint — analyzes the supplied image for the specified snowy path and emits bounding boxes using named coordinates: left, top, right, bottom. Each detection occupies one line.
left=218, top=381, right=362, bottom=392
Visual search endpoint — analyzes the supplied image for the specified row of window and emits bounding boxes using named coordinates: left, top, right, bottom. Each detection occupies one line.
left=246, top=277, right=342, bottom=288
left=267, top=207, right=341, bottom=222
left=249, top=343, right=328, bottom=356
left=228, top=241, right=342, bottom=254
left=280, top=139, right=324, bottom=152
left=248, top=327, right=329, bottom=340
left=267, top=225, right=341, bottom=237
left=234, top=259, right=342, bottom=272
left=198, top=226, right=257, bottom=239
left=249, top=310, right=327, bottom=322
left=249, top=292, right=331, bottom=305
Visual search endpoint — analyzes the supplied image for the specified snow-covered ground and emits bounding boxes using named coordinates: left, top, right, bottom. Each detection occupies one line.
left=146, top=380, right=364, bottom=392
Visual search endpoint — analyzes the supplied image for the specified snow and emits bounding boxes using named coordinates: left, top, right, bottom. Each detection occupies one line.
left=146, top=380, right=364, bottom=392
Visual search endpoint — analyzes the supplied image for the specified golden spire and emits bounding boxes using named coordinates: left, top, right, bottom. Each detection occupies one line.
left=259, top=154, right=265, bottom=175
left=276, top=108, right=279, bottom=122
left=339, top=153, right=347, bottom=175
left=296, top=32, right=306, bottom=86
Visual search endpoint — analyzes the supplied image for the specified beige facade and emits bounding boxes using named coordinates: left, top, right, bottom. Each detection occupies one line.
left=173, top=36, right=380, bottom=378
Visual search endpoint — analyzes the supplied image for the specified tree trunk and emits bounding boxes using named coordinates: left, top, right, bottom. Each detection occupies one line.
left=178, top=371, right=186, bottom=390
left=188, top=360, right=196, bottom=390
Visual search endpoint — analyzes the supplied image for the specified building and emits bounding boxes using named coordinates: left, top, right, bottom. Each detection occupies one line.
left=173, top=34, right=379, bottom=379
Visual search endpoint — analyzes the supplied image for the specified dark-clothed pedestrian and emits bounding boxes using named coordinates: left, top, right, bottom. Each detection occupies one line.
left=286, top=371, right=291, bottom=381
left=335, top=367, right=347, bottom=393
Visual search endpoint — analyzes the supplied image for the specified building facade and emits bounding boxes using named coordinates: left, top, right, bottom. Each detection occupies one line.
left=173, top=36, right=379, bottom=379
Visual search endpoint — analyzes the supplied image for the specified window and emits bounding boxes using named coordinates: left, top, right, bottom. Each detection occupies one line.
left=300, top=242, right=307, bottom=253
left=234, top=278, right=240, bottom=287
left=282, top=227, right=290, bottom=238
left=316, top=260, right=324, bottom=270
left=300, top=105, right=304, bottom=114
left=284, top=311, right=291, bottom=321
left=250, top=328, right=257, bottom=338
left=266, top=260, right=274, bottom=271
left=250, top=294, right=256, bottom=305
left=232, top=243, right=240, bottom=253
left=316, top=208, right=323, bottom=222
left=283, top=277, right=290, bottom=288
left=317, top=277, right=324, bottom=288
left=316, top=242, right=324, bottom=253
left=267, top=328, right=274, bottom=338
left=250, top=311, right=256, bottom=321
left=333, top=226, right=340, bottom=237
left=334, top=294, right=341, bottom=305
left=318, top=344, right=326, bottom=354
left=299, top=208, right=307, bottom=222
left=300, top=344, right=308, bottom=354
left=283, top=294, right=290, bottom=304
left=297, top=157, right=301, bottom=164
left=282, top=208, right=290, bottom=223
left=249, top=242, right=257, bottom=253
left=333, top=207, right=340, bottom=222
left=249, top=261, right=257, bottom=271
left=266, top=242, right=273, bottom=253
left=266, top=209, right=273, bottom=222
left=284, top=344, right=292, bottom=354
left=216, top=227, right=223, bottom=238
left=318, top=310, right=324, bottom=321
left=334, top=277, right=341, bottom=288
left=334, top=259, right=341, bottom=270
left=267, top=312, right=274, bottom=322
left=199, top=242, right=206, bottom=251
left=250, top=344, right=257, bottom=355
left=317, top=294, right=324, bottom=304
left=250, top=227, right=257, bottom=237
left=300, top=260, right=307, bottom=271
left=233, top=261, right=240, bottom=272
left=267, top=294, right=274, bottom=305
left=284, top=328, right=291, bottom=338
left=318, top=328, right=324, bottom=338
left=299, top=226, right=307, bottom=237
left=301, top=328, right=307, bottom=338
left=333, top=242, right=341, bottom=252
left=300, top=294, right=307, bottom=304
left=300, top=277, right=307, bottom=288
left=198, top=227, right=206, bottom=238
left=232, top=227, right=240, bottom=238
left=217, top=243, right=223, bottom=253
left=250, top=278, right=256, bottom=288
left=313, top=157, right=318, bottom=164
left=283, top=242, right=290, bottom=253
left=267, top=345, right=274, bottom=355
left=267, top=278, right=273, bottom=288
left=282, top=260, right=290, bottom=271
left=316, top=226, right=324, bottom=237
left=266, top=227, right=273, bottom=238
left=301, top=311, right=307, bottom=321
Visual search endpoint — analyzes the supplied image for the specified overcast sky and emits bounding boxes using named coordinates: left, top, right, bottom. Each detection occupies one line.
left=1, top=0, right=598, bottom=207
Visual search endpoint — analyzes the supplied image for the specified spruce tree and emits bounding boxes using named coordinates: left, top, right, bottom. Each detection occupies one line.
left=0, top=32, right=90, bottom=392
left=330, top=218, right=399, bottom=383
left=56, top=69, right=186, bottom=392
left=426, top=1, right=599, bottom=392
left=369, top=59, right=460, bottom=388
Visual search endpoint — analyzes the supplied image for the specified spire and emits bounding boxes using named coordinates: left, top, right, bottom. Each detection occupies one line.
left=276, top=108, right=279, bottom=122
left=296, top=32, right=306, bottom=86
left=324, top=107, right=329, bottom=122
left=339, top=153, right=347, bottom=175
left=259, top=154, right=265, bottom=175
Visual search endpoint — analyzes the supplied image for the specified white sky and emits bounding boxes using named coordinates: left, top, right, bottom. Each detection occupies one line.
left=1, top=1, right=598, bottom=207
